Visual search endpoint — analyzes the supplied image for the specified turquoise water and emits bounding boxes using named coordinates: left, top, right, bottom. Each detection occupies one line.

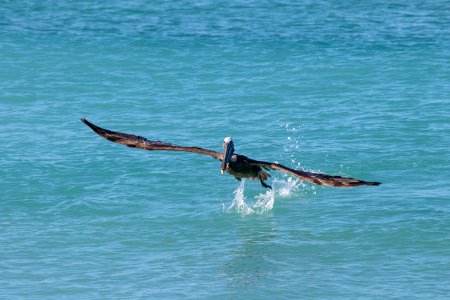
left=1, top=1, right=450, bottom=298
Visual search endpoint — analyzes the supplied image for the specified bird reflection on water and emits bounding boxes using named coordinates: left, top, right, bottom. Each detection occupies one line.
left=222, top=217, right=279, bottom=293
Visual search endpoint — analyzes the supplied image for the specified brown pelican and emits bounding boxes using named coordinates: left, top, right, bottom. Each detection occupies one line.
left=81, top=118, right=380, bottom=189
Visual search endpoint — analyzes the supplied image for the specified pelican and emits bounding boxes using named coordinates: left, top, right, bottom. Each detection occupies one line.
left=81, top=118, right=380, bottom=189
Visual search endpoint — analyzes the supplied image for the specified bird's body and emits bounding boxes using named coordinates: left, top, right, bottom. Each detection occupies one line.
left=223, top=154, right=272, bottom=188
left=81, top=118, right=380, bottom=189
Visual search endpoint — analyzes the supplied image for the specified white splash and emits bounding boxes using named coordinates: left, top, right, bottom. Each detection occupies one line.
left=276, top=177, right=299, bottom=197
left=226, top=180, right=254, bottom=215
left=253, top=187, right=275, bottom=214
left=225, top=178, right=301, bottom=216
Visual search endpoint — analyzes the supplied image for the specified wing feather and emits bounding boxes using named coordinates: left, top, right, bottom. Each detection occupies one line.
left=245, top=157, right=380, bottom=188
left=81, top=118, right=222, bottom=159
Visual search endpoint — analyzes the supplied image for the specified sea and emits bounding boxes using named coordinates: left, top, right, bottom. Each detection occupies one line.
left=1, top=1, right=449, bottom=299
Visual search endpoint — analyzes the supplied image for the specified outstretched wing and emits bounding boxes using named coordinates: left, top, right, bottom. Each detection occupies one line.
left=245, top=157, right=380, bottom=188
left=81, top=118, right=222, bottom=159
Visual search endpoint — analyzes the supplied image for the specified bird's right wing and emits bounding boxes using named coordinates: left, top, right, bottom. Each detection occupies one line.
left=245, top=157, right=380, bottom=188
left=81, top=118, right=223, bottom=159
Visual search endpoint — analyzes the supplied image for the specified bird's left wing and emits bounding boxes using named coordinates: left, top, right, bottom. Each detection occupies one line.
left=245, top=157, right=380, bottom=188
left=81, top=118, right=222, bottom=159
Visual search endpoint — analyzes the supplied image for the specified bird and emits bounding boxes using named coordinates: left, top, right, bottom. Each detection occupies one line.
left=81, top=118, right=381, bottom=189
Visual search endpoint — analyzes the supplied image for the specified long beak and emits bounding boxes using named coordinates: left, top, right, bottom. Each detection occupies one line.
left=220, top=142, right=233, bottom=174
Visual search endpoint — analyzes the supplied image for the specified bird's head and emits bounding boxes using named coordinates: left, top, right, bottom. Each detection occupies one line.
left=221, top=137, right=234, bottom=174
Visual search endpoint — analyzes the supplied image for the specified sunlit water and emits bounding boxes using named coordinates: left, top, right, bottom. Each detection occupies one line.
left=1, top=0, right=449, bottom=299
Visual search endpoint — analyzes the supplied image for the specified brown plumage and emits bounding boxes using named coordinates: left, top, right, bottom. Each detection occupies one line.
left=81, top=118, right=381, bottom=189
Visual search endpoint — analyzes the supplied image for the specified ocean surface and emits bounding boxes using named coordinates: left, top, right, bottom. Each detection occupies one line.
left=1, top=0, right=449, bottom=299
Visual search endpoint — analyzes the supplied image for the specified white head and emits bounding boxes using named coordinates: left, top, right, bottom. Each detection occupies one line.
left=221, top=137, right=234, bottom=174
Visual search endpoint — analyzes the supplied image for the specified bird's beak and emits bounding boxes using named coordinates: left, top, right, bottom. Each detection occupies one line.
left=220, top=141, right=233, bottom=175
